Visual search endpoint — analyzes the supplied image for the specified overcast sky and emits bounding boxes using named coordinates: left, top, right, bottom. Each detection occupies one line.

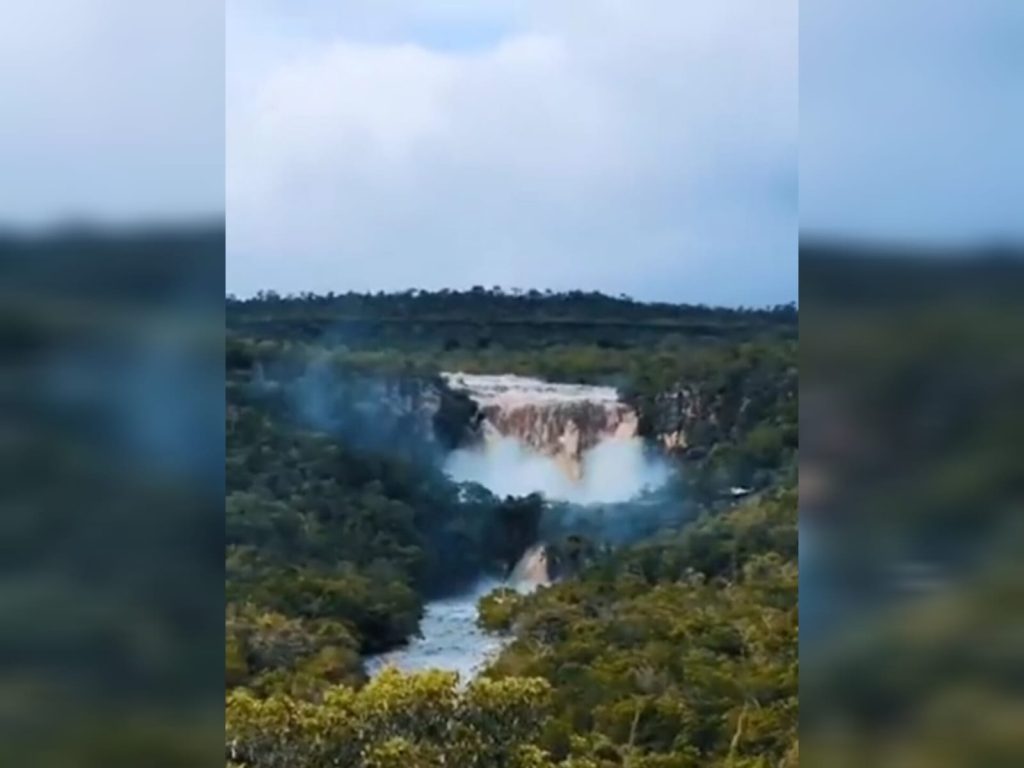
left=227, top=1, right=799, bottom=305
left=5, top=3, right=1016, bottom=302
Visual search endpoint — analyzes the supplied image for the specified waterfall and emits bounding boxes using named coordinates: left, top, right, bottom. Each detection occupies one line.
left=442, top=373, right=638, bottom=480
left=442, top=373, right=665, bottom=502
left=368, top=373, right=669, bottom=680
left=509, top=543, right=551, bottom=591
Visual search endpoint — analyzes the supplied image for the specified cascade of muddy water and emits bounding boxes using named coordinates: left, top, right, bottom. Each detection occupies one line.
left=442, top=373, right=667, bottom=502
left=443, top=373, right=640, bottom=485
left=509, top=543, right=551, bottom=589
left=368, top=373, right=666, bottom=680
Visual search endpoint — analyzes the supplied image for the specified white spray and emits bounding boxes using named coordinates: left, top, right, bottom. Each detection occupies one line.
left=442, top=373, right=670, bottom=503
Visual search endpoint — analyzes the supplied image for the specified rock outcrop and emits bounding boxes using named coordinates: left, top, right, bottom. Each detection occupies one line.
left=629, top=384, right=716, bottom=457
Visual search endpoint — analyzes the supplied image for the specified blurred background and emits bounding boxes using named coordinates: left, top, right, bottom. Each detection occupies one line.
left=800, top=1, right=1024, bottom=766
left=0, top=1, right=224, bottom=765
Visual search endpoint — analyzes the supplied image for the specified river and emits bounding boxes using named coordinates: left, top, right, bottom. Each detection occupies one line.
left=364, top=578, right=507, bottom=680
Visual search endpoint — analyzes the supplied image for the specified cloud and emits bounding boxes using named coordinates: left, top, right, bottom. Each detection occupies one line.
left=228, top=1, right=797, bottom=305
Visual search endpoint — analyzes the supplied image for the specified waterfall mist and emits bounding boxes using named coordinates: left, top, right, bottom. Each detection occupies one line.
left=445, top=435, right=670, bottom=504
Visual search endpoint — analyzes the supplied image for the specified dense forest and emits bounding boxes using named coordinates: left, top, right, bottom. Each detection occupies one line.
left=226, top=289, right=798, bottom=767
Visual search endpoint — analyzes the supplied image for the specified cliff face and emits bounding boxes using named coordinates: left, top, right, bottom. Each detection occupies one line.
left=442, top=373, right=640, bottom=482
left=247, top=363, right=452, bottom=462
left=331, top=375, right=484, bottom=454
left=258, top=363, right=710, bottom=474
left=633, top=384, right=714, bottom=456
left=332, top=376, right=444, bottom=453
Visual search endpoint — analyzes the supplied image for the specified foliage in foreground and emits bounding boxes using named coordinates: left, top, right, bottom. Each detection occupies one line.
left=485, top=491, right=799, bottom=767
left=227, top=669, right=557, bottom=768
left=227, top=493, right=798, bottom=768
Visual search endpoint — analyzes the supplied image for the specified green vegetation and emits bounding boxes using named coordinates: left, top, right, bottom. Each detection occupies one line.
left=226, top=289, right=797, bottom=766
left=481, top=491, right=798, bottom=766
left=226, top=400, right=546, bottom=690
left=228, top=669, right=555, bottom=768
left=227, top=493, right=798, bottom=767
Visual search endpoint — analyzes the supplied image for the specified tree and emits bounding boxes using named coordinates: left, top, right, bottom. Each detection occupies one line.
left=226, top=669, right=553, bottom=768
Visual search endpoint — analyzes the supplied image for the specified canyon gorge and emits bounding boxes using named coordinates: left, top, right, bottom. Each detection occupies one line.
left=370, top=373, right=671, bottom=679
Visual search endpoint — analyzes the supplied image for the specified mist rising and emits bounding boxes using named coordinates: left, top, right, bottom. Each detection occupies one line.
left=445, top=435, right=670, bottom=504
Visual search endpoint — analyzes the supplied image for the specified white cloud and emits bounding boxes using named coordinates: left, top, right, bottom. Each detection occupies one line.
left=228, top=1, right=797, bottom=305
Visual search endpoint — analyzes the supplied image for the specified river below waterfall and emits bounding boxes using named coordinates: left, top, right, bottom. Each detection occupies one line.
left=365, top=578, right=507, bottom=680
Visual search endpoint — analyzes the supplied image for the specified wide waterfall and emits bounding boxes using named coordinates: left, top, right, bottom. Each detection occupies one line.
left=442, top=373, right=667, bottom=502
left=368, top=373, right=668, bottom=680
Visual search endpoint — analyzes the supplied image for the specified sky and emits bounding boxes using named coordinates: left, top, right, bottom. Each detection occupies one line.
left=0, top=1, right=223, bottom=225
left=3, top=3, right=1018, bottom=301
left=226, top=0, right=799, bottom=305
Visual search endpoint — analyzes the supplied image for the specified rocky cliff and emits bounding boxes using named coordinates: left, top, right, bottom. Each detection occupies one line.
left=251, top=363, right=712, bottom=477
left=632, top=384, right=716, bottom=456
left=245, top=361, right=479, bottom=464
